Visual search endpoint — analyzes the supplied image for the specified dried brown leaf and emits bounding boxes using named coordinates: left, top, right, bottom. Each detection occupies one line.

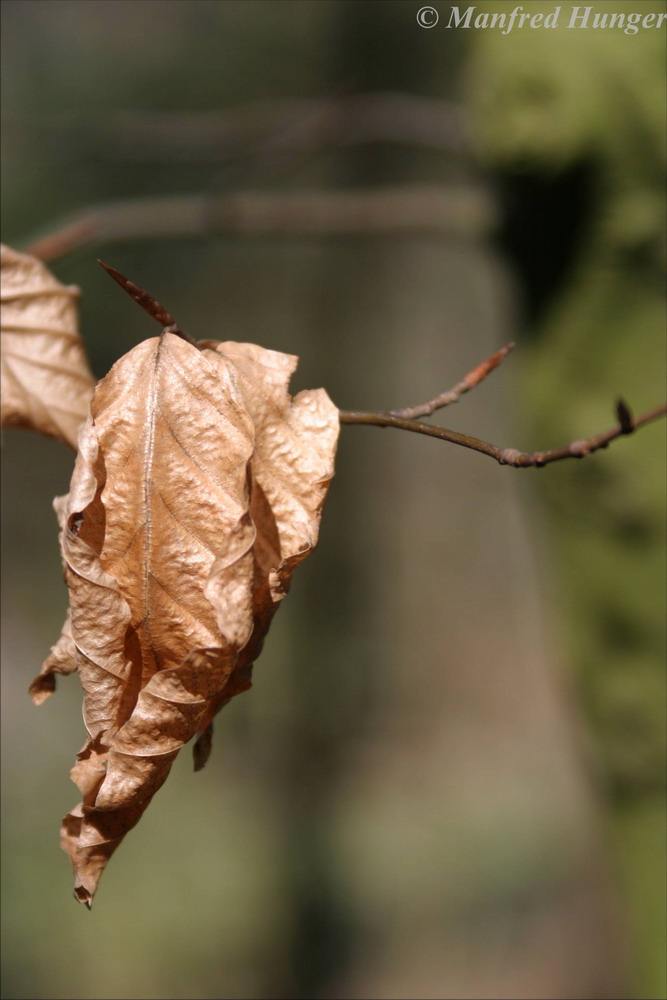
left=36, top=332, right=338, bottom=905
left=29, top=609, right=78, bottom=705
left=0, top=244, right=95, bottom=449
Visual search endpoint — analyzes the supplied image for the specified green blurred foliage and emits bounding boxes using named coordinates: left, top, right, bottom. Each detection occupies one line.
left=467, top=3, right=666, bottom=995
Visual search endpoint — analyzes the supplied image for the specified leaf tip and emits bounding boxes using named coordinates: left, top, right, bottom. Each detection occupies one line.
left=29, top=674, right=57, bottom=705
left=193, top=723, right=214, bottom=772
left=73, top=885, right=94, bottom=909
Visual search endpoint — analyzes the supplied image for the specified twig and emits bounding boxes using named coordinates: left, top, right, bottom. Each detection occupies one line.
left=387, top=343, right=515, bottom=419
left=98, top=260, right=195, bottom=345
left=23, top=185, right=494, bottom=263
left=340, top=393, right=667, bottom=469
left=56, top=263, right=667, bottom=469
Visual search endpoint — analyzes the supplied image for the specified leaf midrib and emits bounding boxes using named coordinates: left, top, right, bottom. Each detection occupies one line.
left=141, top=335, right=164, bottom=672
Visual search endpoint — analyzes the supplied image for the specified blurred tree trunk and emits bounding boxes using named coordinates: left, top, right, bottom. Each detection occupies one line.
left=271, top=4, right=626, bottom=999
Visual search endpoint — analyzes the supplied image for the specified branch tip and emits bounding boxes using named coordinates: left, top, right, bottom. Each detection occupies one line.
left=97, top=259, right=177, bottom=330
left=462, top=341, right=515, bottom=389
left=385, top=341, right=516, bottom=420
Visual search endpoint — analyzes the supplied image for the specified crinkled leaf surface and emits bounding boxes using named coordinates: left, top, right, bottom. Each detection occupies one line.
left=33, top=331, right=338, bottom=905
left=0, top=244, right=95, bottom=448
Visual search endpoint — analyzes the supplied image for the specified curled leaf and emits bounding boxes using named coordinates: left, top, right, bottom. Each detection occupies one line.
left=0, top=244, right=95, bottom=449
left=36, top=331, right=338, bottom=904
left=29, top=609, right=78, bottom=705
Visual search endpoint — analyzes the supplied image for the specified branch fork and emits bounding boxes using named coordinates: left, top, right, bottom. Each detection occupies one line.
left=339, top=346, right=666, bottom=468
left=100, top=260, right=667, bottom=469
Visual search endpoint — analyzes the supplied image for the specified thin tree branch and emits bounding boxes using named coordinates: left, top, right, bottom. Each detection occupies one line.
left=340, top=396, right=667, bottom=468
left=23, top=185, right=494, bottom=263
left=387, top=342, right=515, bottom=419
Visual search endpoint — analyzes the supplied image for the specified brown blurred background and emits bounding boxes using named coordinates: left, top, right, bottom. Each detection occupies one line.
left=1, top=3, right=665, bottom=999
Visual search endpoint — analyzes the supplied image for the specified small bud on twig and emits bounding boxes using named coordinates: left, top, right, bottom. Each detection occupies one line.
left=98, top=259, right=196, bottom=345
left=616, top=397, right=634, bottom=435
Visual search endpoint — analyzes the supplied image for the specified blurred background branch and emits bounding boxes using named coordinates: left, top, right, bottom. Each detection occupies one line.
left=2, top=93, right=468, bottom=164
left=24, top=184, right=495, bottom=262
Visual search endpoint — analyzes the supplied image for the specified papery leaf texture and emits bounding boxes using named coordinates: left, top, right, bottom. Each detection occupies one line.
left=1, top=244, right=95, bottom=448
left=32, top=330, right=339, bottom=905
